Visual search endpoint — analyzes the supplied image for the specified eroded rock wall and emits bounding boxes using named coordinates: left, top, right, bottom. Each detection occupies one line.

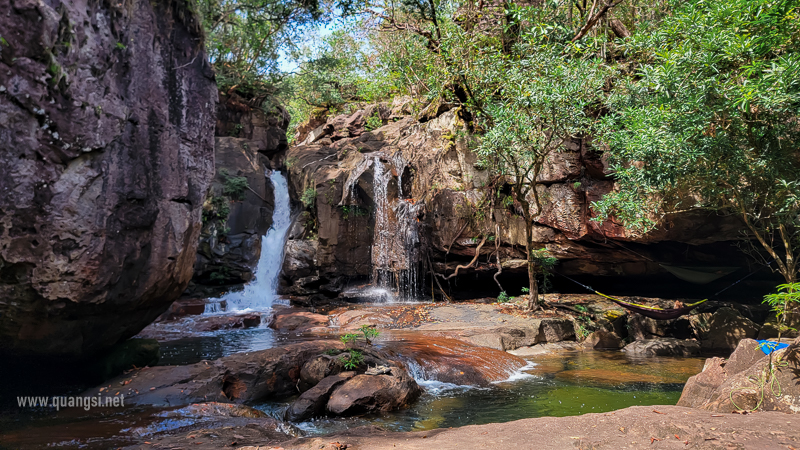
left=281, top=100, right=748, bottom=300
left=0, top=0, right=216, bottom=358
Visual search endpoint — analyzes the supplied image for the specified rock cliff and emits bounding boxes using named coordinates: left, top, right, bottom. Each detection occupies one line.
left=0, top=0, right=216, bottom=358
left=281, top=100, right=752, bottom=301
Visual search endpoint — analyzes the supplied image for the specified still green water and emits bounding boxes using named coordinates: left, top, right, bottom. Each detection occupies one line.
left=258, top=349, right=705, bottom=435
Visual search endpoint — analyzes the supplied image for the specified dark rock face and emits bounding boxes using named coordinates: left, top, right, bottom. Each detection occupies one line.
left=92, top=338, right=160, bottom=381
left=622, top=338, right=700, bottom=357
left=0, top=0, right=216, bottom=358
left=186, top=91, right=290, bottom=296
left=677, top=337, right=800, bottom=413
left=697, top=307, right=761, bottom=352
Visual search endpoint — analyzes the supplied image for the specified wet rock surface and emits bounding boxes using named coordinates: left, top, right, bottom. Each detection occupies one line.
left=84, top=341, right=345, bottom=407
left=0, top=0, right=216, bottom=359
left=678, top=337, right=800, bottom=413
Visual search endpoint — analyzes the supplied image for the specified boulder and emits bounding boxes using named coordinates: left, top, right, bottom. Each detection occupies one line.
left=281, top=240, right=320, bottom=283
left=622, top=338, right=700, bottom=357
left=286, top=372, right=356, bottom=422
left=698, top=307, right=760, bottom=352
left=628, top=314, right=693, bottom=341
left=757, top=310, right=800, bottom=340
left=327, top=367, right=422, bottom=416
left=582, top=331, right=623, bottom=350
left=0, top=0, right=216, bottom=359
left=678, top=337, right=800, bottom=412
left=299, top=355, right=341, bottom=390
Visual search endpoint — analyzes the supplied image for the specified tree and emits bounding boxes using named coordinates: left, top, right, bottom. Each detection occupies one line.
left=474, top=43, right=605, bottom=310
left=198, top=0, right=331, bottom=95
left=595, top=0, right=800, bottom=285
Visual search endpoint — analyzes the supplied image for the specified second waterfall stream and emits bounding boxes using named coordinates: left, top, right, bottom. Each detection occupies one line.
left=210, top=170, right=293, bottom=312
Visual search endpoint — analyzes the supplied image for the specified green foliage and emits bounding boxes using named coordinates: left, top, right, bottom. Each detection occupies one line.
left=203, top=196, right=231, bottom=222
left=281, top=28, right=398, bottom=135
left=339, top=333, right=360, bottom=347
left=364, top=110, right=383, bottom=131
left=324, top=348, right=342, bottom=355
left=763, top=283, right=800, bottom=339
left=229, top=123, right=244, bottom=137
left=358, top=324, right=379, bottom=344
left=301, top=186, right=316, bottom=208
left=341, top=205, right=369, bottom=219
left=497, top=291, right=513, bottom=303
left=197, top=0, right=330, bottom=95
left=339, top=349, right=364, bottom=369
left=115, top=42, right=126, bottom=50
left=339, top=326, right=379, bottom=348
left=220, top=169, right=249, bottom=201
left=595, top=0, right=800, bottom=283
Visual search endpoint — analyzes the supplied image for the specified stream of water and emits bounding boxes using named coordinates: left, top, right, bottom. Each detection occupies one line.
left=206, top=171, right=292, bottom=313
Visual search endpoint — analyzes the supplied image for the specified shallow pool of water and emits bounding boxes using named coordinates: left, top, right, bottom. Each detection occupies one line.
left=257, top=350, right=704, bottom=435
left=157, top=326, right=278, bottom=365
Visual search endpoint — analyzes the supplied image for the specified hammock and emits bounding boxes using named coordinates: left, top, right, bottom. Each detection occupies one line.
left=659, top=264, right=739, bottom=284
left=595, top=291, right=708, bottom=320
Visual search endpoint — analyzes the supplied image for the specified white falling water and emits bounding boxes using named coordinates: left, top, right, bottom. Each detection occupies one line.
left=370, top=156, right=423, bottom=301
left=207, top=171, right=292, bottom=313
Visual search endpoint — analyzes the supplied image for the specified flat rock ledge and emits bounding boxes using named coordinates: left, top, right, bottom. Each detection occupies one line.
left=272, top=405, right=800, bottom=450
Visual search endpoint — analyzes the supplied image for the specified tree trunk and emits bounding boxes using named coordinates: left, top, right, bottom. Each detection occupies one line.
left=524, top=218, right=539, bottom=311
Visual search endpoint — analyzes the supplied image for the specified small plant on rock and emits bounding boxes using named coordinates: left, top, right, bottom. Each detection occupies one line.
left=339, top=349, right=364, bottom=370
left=763, top=283, right=800, bottom=340
left=358, top=325, right=379, bottom=345
left=340, top=333, right=360, bottom=347
left=301, top=187, right=316, bottom=208
left=497, top=291, right=513, bottom=303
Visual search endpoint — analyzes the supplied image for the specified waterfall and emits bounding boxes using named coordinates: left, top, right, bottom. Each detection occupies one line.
left=371, top=156, right=423, bottom=301
left=207, top=171, right=292, bottom=313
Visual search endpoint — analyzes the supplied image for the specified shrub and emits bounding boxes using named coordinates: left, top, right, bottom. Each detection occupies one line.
left=301, top=187, right=316, bottom=208
left=339, top=350, right=364, bottom=369
left=763, top=283, right=800, bottom=339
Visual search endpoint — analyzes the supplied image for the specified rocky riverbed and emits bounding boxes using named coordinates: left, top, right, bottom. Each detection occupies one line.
left=4, top=295, right=799, bottom=449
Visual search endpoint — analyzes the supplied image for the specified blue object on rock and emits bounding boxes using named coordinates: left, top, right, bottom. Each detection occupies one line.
left=756, top=340, right=790, bottom=355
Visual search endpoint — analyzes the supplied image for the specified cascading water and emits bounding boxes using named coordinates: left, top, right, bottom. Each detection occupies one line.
left=207, top=171, right=292, bottom=313
left=370, top=156, right=423, bottom=301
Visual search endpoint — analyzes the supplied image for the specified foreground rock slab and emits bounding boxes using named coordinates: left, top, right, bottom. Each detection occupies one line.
left=277, top=405, right=800, bottom=450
